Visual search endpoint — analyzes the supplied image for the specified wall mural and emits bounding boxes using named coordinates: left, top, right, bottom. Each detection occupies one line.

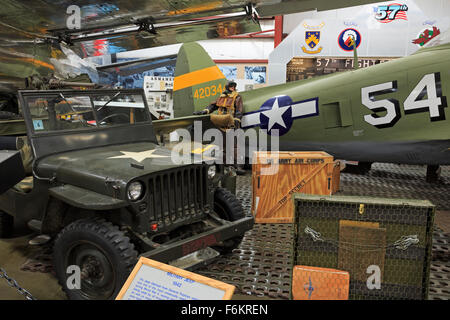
left=245, top=66, right=267, bottom=84
left=218, top=66, right=237, bottom=80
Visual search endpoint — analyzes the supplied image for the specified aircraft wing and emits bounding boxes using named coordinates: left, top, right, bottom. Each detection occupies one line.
left=97, top=55, right=178, bottom=78
left=256, top=0, right=384, bottom=16
left=0, top=0, right=384, bottom=58
left=0, top=0, right=384, bottom=92
left=152, top=114, right=213, bottom=137
left=0, top=0, right=262, bottom=58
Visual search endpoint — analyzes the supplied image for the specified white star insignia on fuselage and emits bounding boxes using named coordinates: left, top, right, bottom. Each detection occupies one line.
left=262, top=97, right=290, bottom=130
left=108, top=149, right=169, bottom=163
left=241, top=96, right=319, bottom=132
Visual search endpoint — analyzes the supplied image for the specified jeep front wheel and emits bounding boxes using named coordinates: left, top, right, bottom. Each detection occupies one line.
left=53, top=218, right=138, bottom=300
left=0, top=211, right=13, bottom=238
left=213, top=187, right=246, bottom=254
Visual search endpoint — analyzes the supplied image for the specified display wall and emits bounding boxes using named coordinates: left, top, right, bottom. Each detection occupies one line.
left=217, top=62, right=268, bottom=91
left=269, top=0, right=450, bottom=85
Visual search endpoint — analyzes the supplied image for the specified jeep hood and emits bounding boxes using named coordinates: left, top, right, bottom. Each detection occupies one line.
left=36, top=142, right=196, bottom=198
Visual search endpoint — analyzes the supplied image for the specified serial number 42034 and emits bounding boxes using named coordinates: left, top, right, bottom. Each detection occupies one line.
left=193, top=84, right=224, bottom=100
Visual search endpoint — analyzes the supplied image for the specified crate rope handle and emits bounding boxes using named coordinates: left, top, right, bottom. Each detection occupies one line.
left=304, top=226, right=325, bottom=242
left=304, top=226, right=419, bottom=251
left=393, top=235, right=420, bottom=250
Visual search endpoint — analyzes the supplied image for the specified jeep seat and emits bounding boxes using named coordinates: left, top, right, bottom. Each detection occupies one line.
left=19, top=136, right=33, bottom=175
left=13, top=176, right=33, bottom=193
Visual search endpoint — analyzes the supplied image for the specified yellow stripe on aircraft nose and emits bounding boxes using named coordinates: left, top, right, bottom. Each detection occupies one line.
left=173, top=66, right=225, bottom=91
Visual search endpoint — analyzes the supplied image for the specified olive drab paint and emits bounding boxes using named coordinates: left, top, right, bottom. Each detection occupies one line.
left=173, top=42, right=228, bottom=117
left=172, top=38, right=450, bottom=166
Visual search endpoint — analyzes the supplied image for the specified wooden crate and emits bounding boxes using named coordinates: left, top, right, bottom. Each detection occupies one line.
left=292, top=265, right=349, bottom=300
left=331, top=160, right=341, bottom=194
left=251, top=151, right=340, bottom=223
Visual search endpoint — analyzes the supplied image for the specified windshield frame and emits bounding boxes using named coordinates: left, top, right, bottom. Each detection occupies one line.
left=18, top=89, right=158, bottom=161
left=20, top=89, right=152, bottom=136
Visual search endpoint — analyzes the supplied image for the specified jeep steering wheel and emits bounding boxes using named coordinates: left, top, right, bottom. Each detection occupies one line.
left=98, top=113, right=130, bottom=124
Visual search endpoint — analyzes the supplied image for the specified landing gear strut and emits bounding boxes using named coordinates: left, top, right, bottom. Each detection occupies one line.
left=342, top=162, right=372, bottom=175
left=426, top=165, right=441, bottom=183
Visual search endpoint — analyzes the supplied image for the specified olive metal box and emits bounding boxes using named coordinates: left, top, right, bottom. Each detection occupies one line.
left=293, top=194, right=435, bottom=300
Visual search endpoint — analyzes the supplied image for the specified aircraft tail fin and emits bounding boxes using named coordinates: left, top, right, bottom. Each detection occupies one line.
left=173, top=42, right=227, bottom=117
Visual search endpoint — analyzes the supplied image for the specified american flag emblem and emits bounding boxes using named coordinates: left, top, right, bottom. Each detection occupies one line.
left=375, top=3, right=408, bottom=23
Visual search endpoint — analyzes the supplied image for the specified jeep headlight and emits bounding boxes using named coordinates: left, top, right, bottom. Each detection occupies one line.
left=207, top=165, right=216, bottom=179
left=127, top=181, right=144, bottom=201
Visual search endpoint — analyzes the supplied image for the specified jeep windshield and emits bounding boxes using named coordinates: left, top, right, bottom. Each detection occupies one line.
left=19, top=89, right=157, bottom=160
left=23, top=90, right=150, bottom=134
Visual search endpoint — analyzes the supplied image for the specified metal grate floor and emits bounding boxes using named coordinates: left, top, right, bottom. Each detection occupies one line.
left=338, top=163, right=450, bottom=210
left=197, top=163, right=450, bottom=300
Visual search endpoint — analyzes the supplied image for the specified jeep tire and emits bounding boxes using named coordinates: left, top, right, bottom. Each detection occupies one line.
left=53, top=218, right=138, bottom=300
left=212, top=187, right=246, bottom=254
left=0, top=211, right=13, bottom=238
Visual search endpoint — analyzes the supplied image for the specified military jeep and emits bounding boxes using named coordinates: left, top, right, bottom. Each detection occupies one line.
left=0, top=89, right=253, bottom=300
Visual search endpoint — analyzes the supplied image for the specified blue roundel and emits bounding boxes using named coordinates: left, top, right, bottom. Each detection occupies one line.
left=259, top=95, right=294, bottom=136
left=338, top=28, right=361, bottom=51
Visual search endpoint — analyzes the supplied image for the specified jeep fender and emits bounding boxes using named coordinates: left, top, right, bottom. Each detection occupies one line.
left=49, top=184, right=127, bottom=211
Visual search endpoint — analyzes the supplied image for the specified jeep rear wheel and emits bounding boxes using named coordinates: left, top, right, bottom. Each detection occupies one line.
left=213, top=188, right=246, bottom=254
left=53, top=219, right=138, bottom=300
left=0, top=211, right=13, bottom=238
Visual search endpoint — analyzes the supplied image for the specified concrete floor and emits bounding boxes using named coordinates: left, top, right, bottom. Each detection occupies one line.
left=0, top=233, right=65, bottom=300
left=0, top=232, right=269, bottom=300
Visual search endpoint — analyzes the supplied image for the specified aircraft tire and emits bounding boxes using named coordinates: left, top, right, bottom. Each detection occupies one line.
left=426, top=165, right=441, bottom=183
left=342, top=162, right=372, bottom=175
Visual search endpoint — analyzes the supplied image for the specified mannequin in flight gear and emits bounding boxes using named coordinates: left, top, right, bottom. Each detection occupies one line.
left=193, top=81, right=246, bottom=175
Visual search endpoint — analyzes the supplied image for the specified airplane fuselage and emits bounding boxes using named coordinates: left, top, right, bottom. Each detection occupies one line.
left=240, top=44, right=450, bottom=165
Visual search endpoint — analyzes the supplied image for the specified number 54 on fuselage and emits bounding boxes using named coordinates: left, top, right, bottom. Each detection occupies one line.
left=166, top=30, right=450, bottom=171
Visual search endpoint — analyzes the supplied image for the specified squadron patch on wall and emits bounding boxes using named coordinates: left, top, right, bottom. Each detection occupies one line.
left=412, top=26, right=441, bottom=47
left=338, top=28, right=362, bottom=51
left=301, top=22, right=325, bottom=54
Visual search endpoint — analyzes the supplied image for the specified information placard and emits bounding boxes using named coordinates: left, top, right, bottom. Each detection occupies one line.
left=116, top=257, right=235, bottom=300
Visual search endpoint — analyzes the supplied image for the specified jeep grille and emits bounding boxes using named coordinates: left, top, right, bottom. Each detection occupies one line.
left=148, top=165, right=209, bottom=228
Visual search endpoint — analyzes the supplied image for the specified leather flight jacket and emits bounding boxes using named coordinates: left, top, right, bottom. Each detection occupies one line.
left=216, top=91, right=239, bottom=115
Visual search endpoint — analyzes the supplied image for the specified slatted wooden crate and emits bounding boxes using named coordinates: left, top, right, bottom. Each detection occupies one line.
left=251, top=151, right=341, bottom=223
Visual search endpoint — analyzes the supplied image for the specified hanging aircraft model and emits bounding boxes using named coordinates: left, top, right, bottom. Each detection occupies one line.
left=163, top=30, right=450, bottom=182
left=0, top=0, right=382, bottom=137
left=0, top=0, right=264, bottom=134
left=0, top=0, right=382, bottom=93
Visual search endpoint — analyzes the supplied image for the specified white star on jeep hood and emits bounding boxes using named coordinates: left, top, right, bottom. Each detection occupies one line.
left=108, top=149, right=169, bottom=163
